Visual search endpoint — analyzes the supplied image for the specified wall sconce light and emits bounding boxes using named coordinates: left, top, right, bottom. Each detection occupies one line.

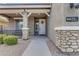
left=70, top=3, right=74, bottom=9
left=75, top=4, right=79, bottom=9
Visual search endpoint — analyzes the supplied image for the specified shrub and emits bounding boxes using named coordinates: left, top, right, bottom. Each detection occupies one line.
left=3, top=35, right=17, bottom=45
left=0, top=34, right=6, bottom=44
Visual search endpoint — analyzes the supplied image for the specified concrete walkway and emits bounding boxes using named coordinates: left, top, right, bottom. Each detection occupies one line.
left=22, top=36, right=51, bottom=56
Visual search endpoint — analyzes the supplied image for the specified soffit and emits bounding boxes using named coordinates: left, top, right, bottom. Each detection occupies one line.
left=0, top=9, right=50, bottom=14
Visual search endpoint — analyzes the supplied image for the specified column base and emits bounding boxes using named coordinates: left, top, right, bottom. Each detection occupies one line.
left=22, top=28, right=29, bottom=40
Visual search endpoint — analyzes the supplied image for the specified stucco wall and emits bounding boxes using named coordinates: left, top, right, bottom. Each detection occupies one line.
left=28, top=16, right=34, bottom=35
left=4, top=18, right=16, bottom=30
left=48, top=3, right=65, bottom=45
left=64, top=3, right=79, bottom=26
left=48, top=3, right=79, bottom=46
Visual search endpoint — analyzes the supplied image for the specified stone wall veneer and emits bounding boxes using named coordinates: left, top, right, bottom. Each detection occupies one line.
left=56, top=30, right=79, bottom=52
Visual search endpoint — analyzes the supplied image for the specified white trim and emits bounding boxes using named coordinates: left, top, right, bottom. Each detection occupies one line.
left=45, top=12, right=50, bottom=16
left=14, top=17, right=23, bottom=20
left=27, top=12, right=32, bottom=17
left=54, top=26, right=79, bottom=30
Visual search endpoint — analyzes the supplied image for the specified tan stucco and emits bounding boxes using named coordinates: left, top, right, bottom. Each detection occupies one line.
left=48, top=3, right=65, bottom=45
left=47, top=3, right=79, bottom=45
left=4, top=18, right=16, bottom=30
left=28, top=16, right=34, bottom=35
left=64, top=4, right=79, bottom=26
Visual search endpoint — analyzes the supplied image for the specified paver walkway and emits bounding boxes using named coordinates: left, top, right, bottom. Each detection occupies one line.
left=22, top=36, right=51, bottom=56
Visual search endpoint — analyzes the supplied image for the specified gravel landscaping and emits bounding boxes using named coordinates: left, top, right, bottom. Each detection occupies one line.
left=0, top=39, right=30, bottom=56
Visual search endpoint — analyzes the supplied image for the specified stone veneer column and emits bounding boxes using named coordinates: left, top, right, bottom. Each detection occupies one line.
left=21, top=10, right=29, bottom=40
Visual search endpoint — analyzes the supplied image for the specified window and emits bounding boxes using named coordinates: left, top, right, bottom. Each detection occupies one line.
left=16, top=20, right=23, bottom=30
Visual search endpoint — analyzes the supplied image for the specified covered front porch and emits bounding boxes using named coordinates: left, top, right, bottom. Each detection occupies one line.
left=0, top=4, right=51, bottom=39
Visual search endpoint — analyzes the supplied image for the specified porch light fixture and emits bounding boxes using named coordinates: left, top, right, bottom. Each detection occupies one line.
left=0, top=15, right=9, bottom=23
left=75, top=4, right=79, bottom=9
left=70, top=3, right=74, bottom=9
left=70, top=3, right=79, bottom=9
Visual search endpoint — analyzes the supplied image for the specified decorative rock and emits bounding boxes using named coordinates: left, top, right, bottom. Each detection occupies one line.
left=69, top=40, right=76, bottom=43
left=77, top=37, right=79, bottom=39
left=77, top=40, right=79, bottom=42
left=55, top=30, right=79, bottom=52
left=67, top=42, right=71, bottom=45
left=76, top=49, right=79, bottom=52
left=71, top=43, right=77, bottom=45
left=62, top=37, right=66, bottom=40
left=71, top=45, right=78, bottom=48
left=69, top=36, right=77, bottom=40
left=56, top=37, right=59, bottom=39
left=66, top=32, right=70, bottom=35
left=73, top=33, right=79, bottom=36
left=77, top=43, right=79, bottom=45
left=69, top=34, right=73, bottom=37
left=61, top=48, right=66, bottom=52
left=66, top=48, right=73, bottom=52
left=65, top=38, right=69, bottom=40
left=57, top=40, right=60, bottom=43
left=61, top=39, right=67, bottom=42
left=62, top=31, right=66, bottom=32
left=61, top=42, right=66, bottom=45
left=61, top=45, right=69, bottom=48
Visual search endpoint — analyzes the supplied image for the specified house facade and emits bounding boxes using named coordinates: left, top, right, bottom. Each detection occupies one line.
left=0, top=3, right=79, bottom=52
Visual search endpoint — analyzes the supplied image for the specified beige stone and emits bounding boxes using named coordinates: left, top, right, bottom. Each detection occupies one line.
left=69, top=34, right=73, bottom=37
left=75, top=49, right=79, bottom=52
left=71, top=43, right=77, bottom=45
left=77, top=40, right=79, bottom=42
left=67, top=42, right=71, bottom=45
left=77, top=43, right=79, bottom=45
left=57, top=40, right=60, bottom=43
left=66, top=48, right=73, bottom=52
left=56, top=37, right=59, bottom=39
left=61, top=48, right=66, bottom=52
left=61, top=45, right=69, bottom=48
left=22, top=28, right=29, bottom=40
left=66, top=32, right=70, bottom=35
left=69, top=36, right=77, bottom=40
left=62, top=31, right=66, bottom=33
left=61, top=39, right=67, bottom=41
left=61, top=42, right=66, bottom=45
left=69, top=40, right=76, bottom=43
left=62, top=37, right=66, bottom=40
left=73, top=33, right=79, bottom=36
left=65, top=37, right=69, bottom=40
left=77, top=37, right=79, bottom=39
left=70, top=45, right=78, bottom=48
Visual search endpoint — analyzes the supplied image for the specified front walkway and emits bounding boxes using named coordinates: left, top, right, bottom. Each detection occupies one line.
left=22, top=36, right=51, bottom=56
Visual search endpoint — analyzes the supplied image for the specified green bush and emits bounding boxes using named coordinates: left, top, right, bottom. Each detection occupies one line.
left=0, top=34, right=6, bottom=44
left=3, top=35, right=17, bottom=45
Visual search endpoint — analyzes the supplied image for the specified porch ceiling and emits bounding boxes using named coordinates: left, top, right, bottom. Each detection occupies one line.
left=0, top=9, right=50, bottom=18
left=0, top=9, right=50, bottom=13
left=0, top=13, right=47, bottom=18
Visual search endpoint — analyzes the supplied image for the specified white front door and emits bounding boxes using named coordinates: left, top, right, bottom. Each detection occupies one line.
left=39, top=19, right=46, bottom=35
